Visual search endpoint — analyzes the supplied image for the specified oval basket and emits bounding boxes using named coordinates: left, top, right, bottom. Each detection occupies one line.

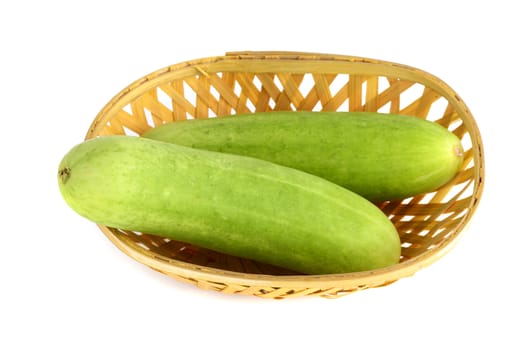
left=86, top=51, right=484, bottom=299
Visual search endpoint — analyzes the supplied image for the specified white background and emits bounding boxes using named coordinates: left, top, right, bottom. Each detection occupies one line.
left=2, top=1, right=524, bottom=349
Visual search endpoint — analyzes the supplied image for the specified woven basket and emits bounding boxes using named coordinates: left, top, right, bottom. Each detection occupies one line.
left=86, top=51, right=484, bottom=299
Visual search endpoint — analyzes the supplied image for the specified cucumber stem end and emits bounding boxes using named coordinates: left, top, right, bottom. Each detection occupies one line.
left=59, top=167, right=71, bottom=184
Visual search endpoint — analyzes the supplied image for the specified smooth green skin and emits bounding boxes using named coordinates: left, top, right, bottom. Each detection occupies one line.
left=143, top=111, right=464, bottom=202
left=58, top=136, right=401, bottom=275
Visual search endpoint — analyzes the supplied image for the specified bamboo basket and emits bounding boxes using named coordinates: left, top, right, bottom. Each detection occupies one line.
left=86, top=51, right=484, bottom=299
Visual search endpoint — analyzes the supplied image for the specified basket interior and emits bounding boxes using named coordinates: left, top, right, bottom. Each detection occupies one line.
left=89, top=54, right=481, bottom=277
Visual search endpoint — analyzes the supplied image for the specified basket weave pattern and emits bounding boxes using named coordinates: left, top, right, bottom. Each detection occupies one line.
left=87, top=52, right=484, bottom=298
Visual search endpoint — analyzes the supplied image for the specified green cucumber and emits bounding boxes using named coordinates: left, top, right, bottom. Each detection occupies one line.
left=58, top=135, right=401, bottom=274
left=143, top=111, right=464, bottom=202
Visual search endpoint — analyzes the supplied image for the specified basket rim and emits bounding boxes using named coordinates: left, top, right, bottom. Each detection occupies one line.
left=86, top=51, right=485, bottom=292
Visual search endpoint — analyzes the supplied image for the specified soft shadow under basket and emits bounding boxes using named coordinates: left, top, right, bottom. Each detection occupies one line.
left=86, top=51, right=484, bottom=299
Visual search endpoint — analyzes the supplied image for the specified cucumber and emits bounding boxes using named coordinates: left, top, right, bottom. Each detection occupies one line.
left=58, top=136, right=401, bottom=274
left=143, top=111, right=464, bottom=202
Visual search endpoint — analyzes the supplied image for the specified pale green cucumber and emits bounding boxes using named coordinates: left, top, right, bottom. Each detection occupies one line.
left=58, top=135, right=401, bottom=274
left=143, top=111, right=464, bottom=202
